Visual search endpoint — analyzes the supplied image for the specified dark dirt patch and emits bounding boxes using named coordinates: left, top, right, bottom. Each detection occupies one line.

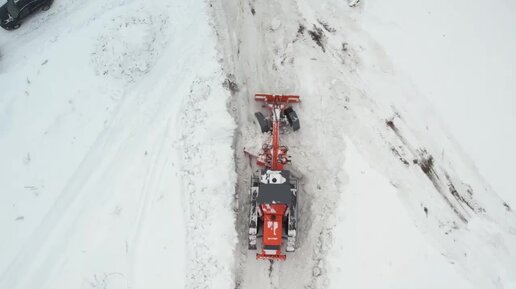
left=348, top=0, right=361, bottom=7
left=385, top=117, right=477, bottom=224
left=248, top=1, right=255, bottom=15
left=308, top=25, right=326, bottom=52
left=443, top=221, right=459, bottom=235
left=223, top=75, right=239, bottom=94
left=385, top=119, right=405, bottom=143
left=297, top=24, right=305, bottom=35
left=414, top=150, right=468, bottom=223
left=415, top=150, right=435, bottom=177
left=386, top=119, right=395, bottom=129
left=446, top=176, right=475, bottom=212
left=390, top=146, right=409, bottom=166
left=445, top=174, right=485, bottom=214
left=465, top=184, right=474, bottom=196
left=317, top=19, right=336, bottom=33
left=342, top=42, right=349, bottom=52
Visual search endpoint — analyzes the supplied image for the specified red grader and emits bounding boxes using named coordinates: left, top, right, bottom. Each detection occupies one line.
left=247, top=94, right=300, bottom=261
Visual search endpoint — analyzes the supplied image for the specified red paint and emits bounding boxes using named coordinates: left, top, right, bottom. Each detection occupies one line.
left=253, top=94, right=300, bottom=261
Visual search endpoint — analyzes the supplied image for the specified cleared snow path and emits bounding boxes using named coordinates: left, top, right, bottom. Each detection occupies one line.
left=212, top=1, right=351, bottom=288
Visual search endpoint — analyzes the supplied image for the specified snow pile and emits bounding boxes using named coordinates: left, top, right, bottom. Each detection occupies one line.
left=179, top=78, right=237, bottom=288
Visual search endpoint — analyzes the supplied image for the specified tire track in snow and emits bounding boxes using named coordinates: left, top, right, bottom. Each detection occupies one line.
left=127, top=118, right=175, bottom=284
left=0, top=89, right=137, bottom=288
left=0, top=73, right=179, bottom=288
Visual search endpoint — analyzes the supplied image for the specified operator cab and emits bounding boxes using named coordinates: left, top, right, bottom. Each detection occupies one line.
left=257, top=170, right=293, bottom=206
left=249, top=169, right=298, bottom=260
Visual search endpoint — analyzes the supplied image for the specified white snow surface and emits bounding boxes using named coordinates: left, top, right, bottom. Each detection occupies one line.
left=1, top=0, right=515, bottom=289
left=361, top=0, right=516, bottom=208
left=327, top=139, right=474, bottom=289
left=0, top=0, right=235, bottom=288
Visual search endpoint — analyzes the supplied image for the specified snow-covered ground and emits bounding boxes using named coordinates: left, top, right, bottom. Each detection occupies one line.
left=1, top=0, right=515, bottom=288
left=326, top=140, right=475, bottom=289
left=361, top=0, right=516, bottom=207
left=0, top=0, right=235, bottom=288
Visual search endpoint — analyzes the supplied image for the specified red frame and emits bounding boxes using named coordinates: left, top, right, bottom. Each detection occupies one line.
left=253, top=94, right=300, bottom=261
left=255, top=94, right=300, bottom=170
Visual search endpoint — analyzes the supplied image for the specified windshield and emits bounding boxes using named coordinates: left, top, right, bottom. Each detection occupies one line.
left=6, top=0, right=20, bottom=18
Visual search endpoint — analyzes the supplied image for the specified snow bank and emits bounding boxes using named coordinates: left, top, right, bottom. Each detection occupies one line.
left=178, top=77, right=237, bottom=289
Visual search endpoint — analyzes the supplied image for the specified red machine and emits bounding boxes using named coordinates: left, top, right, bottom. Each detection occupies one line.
left=248, top=94, right=300, bottom=261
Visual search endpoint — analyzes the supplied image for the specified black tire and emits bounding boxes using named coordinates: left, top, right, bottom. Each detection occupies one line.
left=13, top=24, right=20, bottom=30
left=255, top=112, right=271, bottom=133
left=284, top=107, right=300, bottom=131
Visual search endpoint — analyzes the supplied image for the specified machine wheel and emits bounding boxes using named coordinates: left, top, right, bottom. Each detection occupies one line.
left=13, top=23, right=20, bottom=30
left=284, top=107, right=300, bottom=131
left=255, top=112, right=271, bottom=133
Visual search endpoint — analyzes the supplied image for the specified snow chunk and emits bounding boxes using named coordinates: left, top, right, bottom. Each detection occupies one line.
left=271, top=19, right=281, bottom=31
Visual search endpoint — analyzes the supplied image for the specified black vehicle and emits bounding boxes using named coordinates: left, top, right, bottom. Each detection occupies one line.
left=0, top=0, right=53, bottom=30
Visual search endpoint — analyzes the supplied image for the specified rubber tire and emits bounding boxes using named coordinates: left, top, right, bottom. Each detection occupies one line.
left=13, top=24, right=20, bottom=30
left=255, top=112, right=271, bottom=133
left=284, top=107, right=300, bottom=131
left=42, top=5, right=50, bottom=11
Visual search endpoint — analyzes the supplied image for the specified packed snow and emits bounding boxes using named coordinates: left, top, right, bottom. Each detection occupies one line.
left=0, top=0, right=515, bottom=288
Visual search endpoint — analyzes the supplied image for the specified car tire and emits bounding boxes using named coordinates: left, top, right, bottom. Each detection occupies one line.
left=13, top=24, right=20, bottom=29
left=42, top=5, right=50, bottom=11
